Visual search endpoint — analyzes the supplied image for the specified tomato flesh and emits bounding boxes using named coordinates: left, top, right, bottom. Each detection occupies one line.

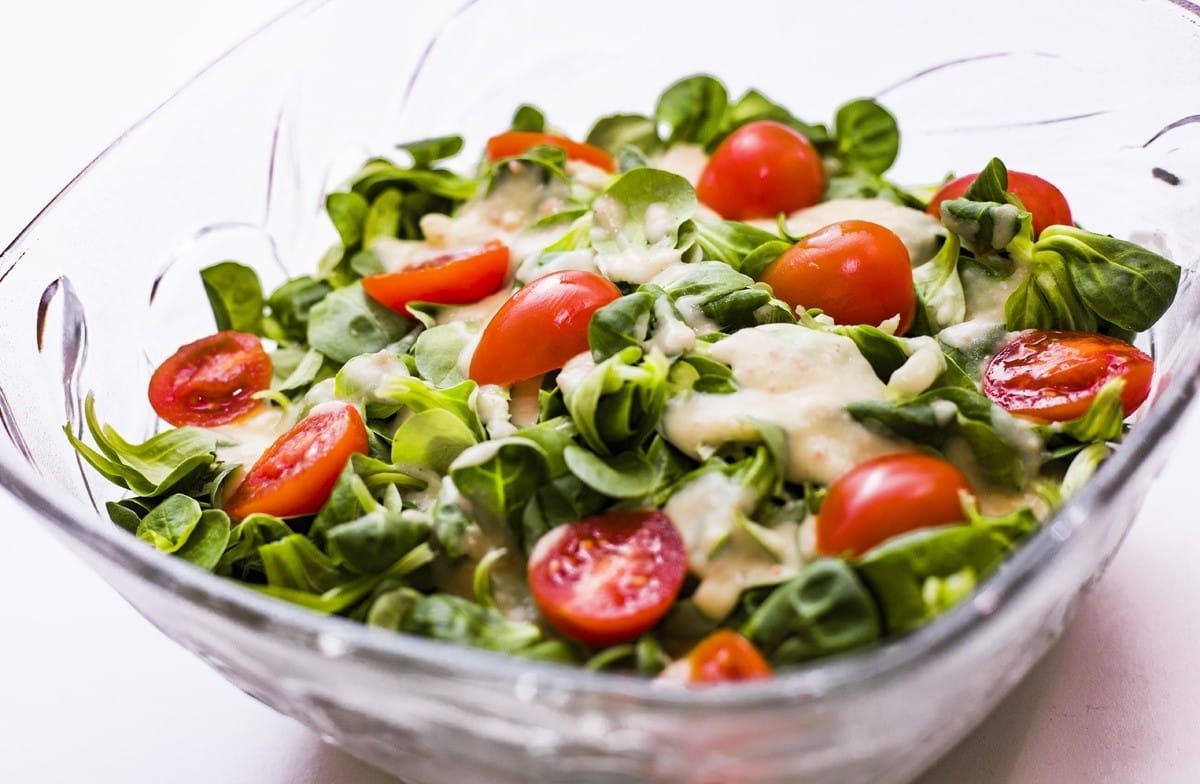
left=148, top=331, right=272, bottom=428
left=759, top=219, right=916, bottom=333
left=697, top=120, right=825, bottom=220
left=527, top=510, right=687, bottom=646
left=362, top=241, right=510, bottom=318
left=486, top=131, right=616, bottom=172
left=224, top=402, right=369, bottom=523
left=687, top=630, right=773, bottom=684
left=816, top=454, right=972, bottom=557
left=983, top=330, right=1153, bottom=422
left=469, top=270, right=620, bottom=386
left=927, top=170, right=1072, bottom=238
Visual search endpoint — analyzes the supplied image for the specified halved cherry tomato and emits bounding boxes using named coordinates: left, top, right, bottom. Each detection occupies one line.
left=362, top=241, right=510, bottom=318
left=816, top=454, right=972, bottom=557
left=983, top=330, right=1153, bottom=422
left=527, top=509, right=687, bottom=646
left=224, top=402, right=369, bottom=523
left=686, top=630, right=773, bottom=684
left=469, top=270, right=620, bottom=386
left=926, top=170, right=1072, bottom=238
left=696, top=120, right=825, bottom=221
left=759, top=220, right=916, bottom=333
left=486, top=131, right=615, bottom=172
left=148, top=331, right=272, bottom=428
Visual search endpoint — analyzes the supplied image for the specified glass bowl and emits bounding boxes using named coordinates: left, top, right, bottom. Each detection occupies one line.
left=2, top=1, right=1198, bottom=782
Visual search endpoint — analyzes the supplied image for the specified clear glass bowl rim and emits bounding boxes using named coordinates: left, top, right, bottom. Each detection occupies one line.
left=2, top=0, right=1199, bottom=710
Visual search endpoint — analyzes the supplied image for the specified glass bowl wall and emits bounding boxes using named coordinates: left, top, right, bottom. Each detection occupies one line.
left=1, top=1, right=1198, bottom=782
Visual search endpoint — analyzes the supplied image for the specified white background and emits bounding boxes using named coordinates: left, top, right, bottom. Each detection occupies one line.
left=1, top=2, right=1198, bottom=782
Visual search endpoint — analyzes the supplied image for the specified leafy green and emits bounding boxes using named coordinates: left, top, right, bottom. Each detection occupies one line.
left=833, top=98, right=900, bottom=176
left=217, top=513, right=294, bottom=581
left=324, top=482, right=431, bottom=576
left=940, top=198, right=1026, bottom=254
left=391, top=408, right=479, bottom=473
left=659, top=261, right=794, bottom=330
left=67, top=394, right=220, bottom=498
left=264, top=276, right=332, bottom=344
left=855, top=525, right=1010, bottom=633
left=564, top=346, right=669, bottom=455
left=740, top=559, right=882, bottom=664
left=589, top=289, right=655, bottom=361
left=306, top=283, right=410, bottom=364
left=200, top=261, right=264, bottom=334
left=912, top=233, right=965, bottom=334
left=654, top=74, right=729, bottom=148
left=562, top=446, right=657, bottom=499
left=681, top=219, right=782, bottom=273
left=591, top=168, right=697, bottom=256
left=586, top=113, right=664, bottom=157
left=400, top=594, right=578, bottom=662
left=448, top=438, right=547, bottom=548
left=397, top=135, right=464, bottom=168
left=412, top=323, right=471, bottom=388
left=509, top=104, right=545, bottom=132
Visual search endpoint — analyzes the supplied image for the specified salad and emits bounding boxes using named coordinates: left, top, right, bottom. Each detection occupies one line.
left=68, top=75, right=1179, bottom=684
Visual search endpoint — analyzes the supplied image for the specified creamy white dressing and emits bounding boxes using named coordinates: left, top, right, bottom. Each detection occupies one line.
left=663, top=471, right=806, bottom=619
left=555, top=351, right=596, bottom=397
left=474, top=384, right=518, bottom=439
left=596, top=246, right=684, bottom=284
left=757, top=198, right=945, bottom=265
left=961, top=262, right=1028, bottom=323
left=886, top=335, right=946, bottom=399
left=515, top=248, right=598, bottom=284
left=211, top=405, right=294, bottom=470
left=663, top=324, right=913, bottom=485
left=646, top=317, right=697, bottom=355
left=420, top=166, right=560, bottom=249
left=653, top=143, right=708, bottom=186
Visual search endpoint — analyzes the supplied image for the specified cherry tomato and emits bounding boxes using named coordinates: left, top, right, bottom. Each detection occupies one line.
left=696, top=120, right=826, bottom=221
left=224, top=402, right=369, bottom=523
left=148, top=331, right=272, bottom=428
left=469, top=270, right=620, bottom=386
left=527, top=509, right=687, bottom=646
left=362, top=241, right=509, bottom=317
left=983, top=330, right=1153, bottom=422
left=486, top=131, right=615, bottom=172
left=759, top=220, right=916, bottom=333
left=926, top=170, right=1072, bottom=238
left=685, top=630, right=773, bottom=684
left=816, top=454, right=972, bottom=557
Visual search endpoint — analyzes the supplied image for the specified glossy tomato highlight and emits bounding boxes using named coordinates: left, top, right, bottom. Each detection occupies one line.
left=362, top=241, right=509, bottom=317
left=224, top=402, right=369, bottom=522
left=527, top=510, right=687, bottom=646
left=759, top=220, right=916, bottom=333
left=983, top=330, right=1154, bottom=422
left=927, top=170, right=1072, bottom=237
left=696, top=120, right=825, bottom=220
left=148, top=331, right=272, bottom=427
left=816, top=454, right=972, bottom=557
left=469, top=270, right=620, bottom=386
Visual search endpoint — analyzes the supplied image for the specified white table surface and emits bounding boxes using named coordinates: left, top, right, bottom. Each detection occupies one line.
left=2, top=3, right=1199, bottom=783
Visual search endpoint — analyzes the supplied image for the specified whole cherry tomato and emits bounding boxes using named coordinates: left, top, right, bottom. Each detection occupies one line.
left=468, top=270, right=620, bottom=386
left=486, top=131, right=615, bottom=172
left=816, top=454, right=972, bottom=557
left=148, top=331, right=272, bottom=428
left=527, top=509, right=687, bottom=646
left=686, top=630, right=773, bottom=684
left=759, top=220, right=916, bottom=333
left=224, top=402, right=369, bottom=522
left=363, top=241, right=510, bottom=318
left=696, top=120, right=826, bottom=221
left=983, top=330, right=1153, bottom=422
left=927, top=170, right=1072, bottom=237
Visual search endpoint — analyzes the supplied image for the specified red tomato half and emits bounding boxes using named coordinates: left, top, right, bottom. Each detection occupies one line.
left=759, top=220, right=916, bottom=333
left=362, top=241, right=510, bottom=317
left=927, top=170, right=1072, bottom=238
left=816, top=454, right=972, bottom=558
left=687, top=630, right=773, bottom=684
left=696, top=120, right=825, bottom=220
left=469, top=270, right=620, bottom=386
left=983, top=330, right=1153, bottom=422
left=486, top=131, right=616, bottom=172
left=224, top=402, right=369, bottom=523
left=148, top=331, right=272, bottom=428
left=527, top=510, right=687, bottom=646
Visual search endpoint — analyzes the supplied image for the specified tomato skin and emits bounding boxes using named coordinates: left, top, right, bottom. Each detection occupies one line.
left=362, top=241, right=510, bottom=317
left=759, top=220, right=916, bottom=333
left=224, top=402, right=369, bottom=523
left=927, top=170, right=1072, bottom=237
left=983, top=330, right=1153, bottom=422
left=486, top=131, right=616, bottom=172
left=687, top=630, right=773, bottom=684
left=816, top=454, right=972, bottom=557
left=696, top=120, right=825, bottom=220
left=527, top=509, right=687, bottom=647
left=469, top=270, right=620, bottom=386
left=148, top=331, right=272, bottom=428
